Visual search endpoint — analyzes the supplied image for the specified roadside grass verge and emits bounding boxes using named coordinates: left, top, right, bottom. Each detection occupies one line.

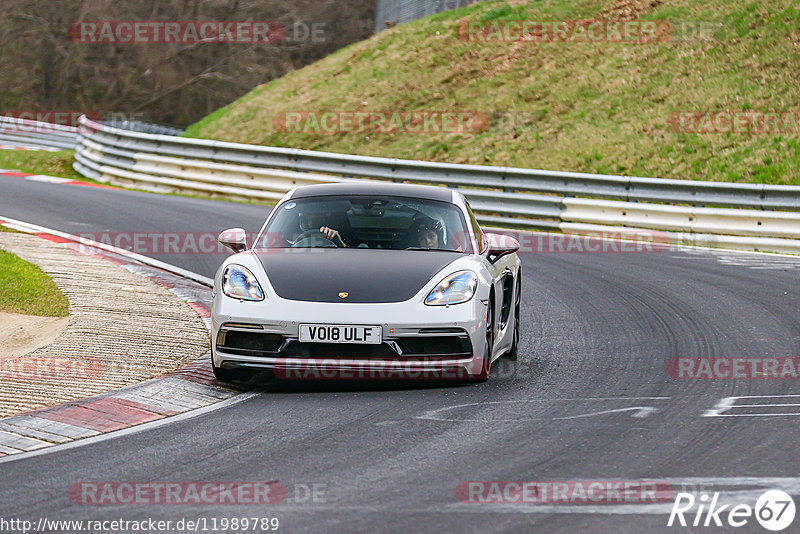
left=0, top=248, right=69, bottom=317
left=0, top=150, right=84, bottom=180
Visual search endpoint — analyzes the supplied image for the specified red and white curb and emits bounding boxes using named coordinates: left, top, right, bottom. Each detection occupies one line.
left=0, top=216, right=240, bottom=458
left=0, top=145, right=61, bottom=152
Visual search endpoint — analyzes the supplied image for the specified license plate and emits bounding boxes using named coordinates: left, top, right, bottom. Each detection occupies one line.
left=299, top=324, right=382, bottom=344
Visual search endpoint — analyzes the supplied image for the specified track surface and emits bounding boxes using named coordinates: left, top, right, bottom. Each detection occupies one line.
left=2, top=176, right=800, bottom=533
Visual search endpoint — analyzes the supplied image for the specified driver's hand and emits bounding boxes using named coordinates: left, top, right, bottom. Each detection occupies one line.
left=320, top=226, right=346, bottom=247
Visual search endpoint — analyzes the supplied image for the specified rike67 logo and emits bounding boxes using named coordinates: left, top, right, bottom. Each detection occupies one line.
left=668, top=490, right=796, bottom=531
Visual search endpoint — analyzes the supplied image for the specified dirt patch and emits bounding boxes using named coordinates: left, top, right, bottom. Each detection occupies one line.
left=0, top=311, right=68, bottom=357
left=601, top=0, right=666, bottom=21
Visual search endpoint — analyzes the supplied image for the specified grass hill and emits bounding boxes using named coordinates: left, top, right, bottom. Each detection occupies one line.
left=185, top=0, right=800, bottom=185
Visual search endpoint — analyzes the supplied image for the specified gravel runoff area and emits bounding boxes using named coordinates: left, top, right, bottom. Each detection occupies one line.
left=0, top=232, right=210, bottom=418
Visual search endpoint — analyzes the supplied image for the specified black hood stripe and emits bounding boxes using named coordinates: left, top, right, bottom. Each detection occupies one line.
left=256, top=249, right=460, bottom=303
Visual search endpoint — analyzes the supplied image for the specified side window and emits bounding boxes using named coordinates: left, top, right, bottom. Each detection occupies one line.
left=465, top=201, right=485, bottom=253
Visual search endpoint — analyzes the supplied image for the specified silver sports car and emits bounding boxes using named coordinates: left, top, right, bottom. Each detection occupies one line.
left=211, top=182, right=521, bottom=382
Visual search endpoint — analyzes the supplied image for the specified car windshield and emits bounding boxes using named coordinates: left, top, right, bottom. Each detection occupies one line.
left=253, top=195, right=473, bottom=253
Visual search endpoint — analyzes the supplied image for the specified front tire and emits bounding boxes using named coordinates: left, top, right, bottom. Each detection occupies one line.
left=212, top=355, right=252, bottom=384
left=471, top=301, right=494, bottom=382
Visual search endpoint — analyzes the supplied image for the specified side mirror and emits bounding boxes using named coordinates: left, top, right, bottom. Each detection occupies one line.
left=218, top=228, right=248, bottom=253
left=484, top=233, right=520, bottom=264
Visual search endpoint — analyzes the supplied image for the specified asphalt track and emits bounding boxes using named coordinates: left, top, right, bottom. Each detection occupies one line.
left=2, top=175, right=800, bottom=533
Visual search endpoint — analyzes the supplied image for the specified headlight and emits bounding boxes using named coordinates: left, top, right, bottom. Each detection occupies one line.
left=425, top=270, right=478, bottom=306
left=222, top=265, right=265, bottom=301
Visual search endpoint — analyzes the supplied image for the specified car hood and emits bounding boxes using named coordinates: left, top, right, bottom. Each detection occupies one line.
left=255, top=248, right=461, bottom=303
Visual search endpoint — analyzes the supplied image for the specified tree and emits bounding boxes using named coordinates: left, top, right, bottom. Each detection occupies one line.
left=0, top=0, right=375, bottom=126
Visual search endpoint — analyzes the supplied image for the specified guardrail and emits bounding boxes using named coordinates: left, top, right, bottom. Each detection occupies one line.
left=101, top=119, right=185, bottom=137
left=375, top=0, right=481, bottom=33
left=73, top=115, right=800, bottom=254
left=0, top=117, right=183, bottom=152
left=0, top=117, right=79, bottom=151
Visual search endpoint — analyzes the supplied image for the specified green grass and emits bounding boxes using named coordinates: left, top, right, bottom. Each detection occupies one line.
left=0, top=150, right=84, bottom=180
left=0, top=249, right=69, bottom=317
left=185, top=0, right=800, bottom=185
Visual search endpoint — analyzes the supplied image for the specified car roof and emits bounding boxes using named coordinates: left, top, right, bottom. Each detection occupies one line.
left=288, top=182, right=454, bottom=203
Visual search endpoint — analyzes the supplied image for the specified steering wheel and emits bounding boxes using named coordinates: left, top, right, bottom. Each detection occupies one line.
left=292, top=229, right=340, bottom=248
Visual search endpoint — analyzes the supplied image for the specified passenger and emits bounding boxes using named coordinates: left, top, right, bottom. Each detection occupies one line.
left=409, top=217, right=444, bottom=249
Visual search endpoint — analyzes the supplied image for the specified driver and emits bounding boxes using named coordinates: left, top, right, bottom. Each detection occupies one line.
left=298, top=212, right=349, bottom=247
left=320, top=225, right=348, bottom=247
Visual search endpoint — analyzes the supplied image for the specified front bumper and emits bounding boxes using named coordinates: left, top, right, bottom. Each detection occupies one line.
left=211, top=291, right=487, bottom=380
